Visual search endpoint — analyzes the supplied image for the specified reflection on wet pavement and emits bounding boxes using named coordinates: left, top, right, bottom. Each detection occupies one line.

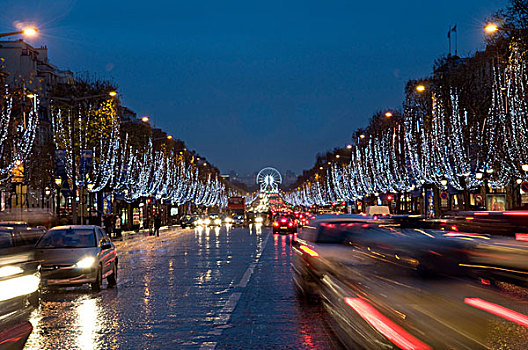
left=20, top=226, right=339, bottom=349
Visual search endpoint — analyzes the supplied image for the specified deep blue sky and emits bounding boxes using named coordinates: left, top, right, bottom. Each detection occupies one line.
left=2, top=0, right=508, bottom=175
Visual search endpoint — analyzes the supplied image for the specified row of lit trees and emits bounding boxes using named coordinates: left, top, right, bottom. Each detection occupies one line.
left=285, top=2, right=528, bottom=208
left=47, top=79, right=230, bottom=211
left=0, top=74, right=232, bottom=220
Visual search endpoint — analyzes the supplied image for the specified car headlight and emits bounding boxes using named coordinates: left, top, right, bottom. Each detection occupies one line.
left=0, top=266, right=24, bottom=278
left=197, top=219, right=204, bottom=225
left=204, top=218, right=211, bottom=225
left=255, top=217, right=264, bottom=223
left=225, top=218, right=232, bottom=223
left=75, top=257, right=96, bottom=269
left=214, top=219, right=222, bottom=224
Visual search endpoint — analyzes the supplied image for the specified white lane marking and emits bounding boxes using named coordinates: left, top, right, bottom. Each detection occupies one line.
left=200, top=342, right=217, bottom=350
left=201, top=232, right=271, bottom=349
left=235, top=233, right=271, bottom=288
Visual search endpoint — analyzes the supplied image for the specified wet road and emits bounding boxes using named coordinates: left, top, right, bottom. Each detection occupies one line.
left=23, top=225, right=341, bottom=349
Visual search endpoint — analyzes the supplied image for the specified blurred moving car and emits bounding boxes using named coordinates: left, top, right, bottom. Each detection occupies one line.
left=272, top=215, right=296, bottom=234
left=0, top=221, right=46, bottom=246
left=292, top=215, right=528, bottom=349
left=208, top=213, right=222, bottom=226
left=438, top=211, right=528, bottom=285
left=36, top=225, right=118, bottom=291
left=0, top=228, right=40, bottom=349
left=364, top=205, right=390, bottom=218
left=180, top=215, right=199, bottom=229
left=232, top=215, right=245, bottom=226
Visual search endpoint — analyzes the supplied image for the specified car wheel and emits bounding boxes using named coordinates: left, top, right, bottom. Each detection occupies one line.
left=91, top=266, right=102, bottom=292
left=107, top=262, right=118, bottom=288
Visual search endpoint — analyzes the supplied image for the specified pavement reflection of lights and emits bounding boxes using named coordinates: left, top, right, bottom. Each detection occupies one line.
left=76, top=298, right=100, bottom=350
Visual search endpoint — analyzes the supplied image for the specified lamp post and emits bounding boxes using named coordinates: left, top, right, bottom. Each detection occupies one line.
left=55, top=177, right=62, bottom=219
left=0, top=27, right=38, bottom=38
left=51, top=91, right=117, bottom=224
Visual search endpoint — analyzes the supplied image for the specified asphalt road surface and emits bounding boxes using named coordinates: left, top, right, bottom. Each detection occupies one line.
left=23, top=225, right=342, bottom=349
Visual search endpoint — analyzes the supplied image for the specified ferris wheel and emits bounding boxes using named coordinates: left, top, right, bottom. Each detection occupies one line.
left=256, top=167, right=282, bottom=193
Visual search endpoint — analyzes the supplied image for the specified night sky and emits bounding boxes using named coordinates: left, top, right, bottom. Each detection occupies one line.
left=2, top=0, right=508, bottom=176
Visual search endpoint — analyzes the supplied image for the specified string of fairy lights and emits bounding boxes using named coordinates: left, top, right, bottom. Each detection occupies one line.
left=285, top=44, right=528, bottom=207
left=48, top=98, right=229, bottom=208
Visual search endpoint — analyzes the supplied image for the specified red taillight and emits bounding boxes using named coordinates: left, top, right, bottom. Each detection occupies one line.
left=465, top=216, right=475, bottom=221
left=288, top=222, right=293, bottom=227
left=273, top=222, right=279, bottom=227
left=515, top=233, right=528, bottom=241
left=281, top=218, right=287, bottom=223
left=299, top=245, right=319, bottom=257
left=464, top=298, right=528, bottom=327
left=451, top=225, right=458, bottom=231
left=344, top=297, right=431, bottom=350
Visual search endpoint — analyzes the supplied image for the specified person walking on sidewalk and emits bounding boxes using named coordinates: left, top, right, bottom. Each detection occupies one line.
left=154, top=214, right=162, bottom=237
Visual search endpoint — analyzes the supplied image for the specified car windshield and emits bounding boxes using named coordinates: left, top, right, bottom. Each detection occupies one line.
left=36, top=228, right=96, bottom=248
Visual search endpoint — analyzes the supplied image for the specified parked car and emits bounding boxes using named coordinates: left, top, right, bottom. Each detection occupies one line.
left=36, top=225, right=118, bottom=291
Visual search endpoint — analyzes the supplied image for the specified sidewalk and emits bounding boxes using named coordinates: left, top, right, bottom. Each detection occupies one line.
left=113, top=225, right=177, bottom=241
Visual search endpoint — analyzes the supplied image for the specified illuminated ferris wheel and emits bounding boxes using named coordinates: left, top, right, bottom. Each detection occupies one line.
left=256, top=167, right=282, bottom=193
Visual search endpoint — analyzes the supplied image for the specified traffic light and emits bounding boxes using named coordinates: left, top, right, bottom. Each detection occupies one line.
left=386, top=195, right=393, bottom=201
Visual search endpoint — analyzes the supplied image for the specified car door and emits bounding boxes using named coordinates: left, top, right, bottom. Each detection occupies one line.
left=98, top=228, right=116, bottom=276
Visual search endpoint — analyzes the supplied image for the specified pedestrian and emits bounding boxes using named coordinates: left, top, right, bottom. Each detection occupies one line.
left=154, top=214, right=161, bottom=237
left=115, top=215, right=121, bottom=238
left=103, top=214, right=113, bottom=237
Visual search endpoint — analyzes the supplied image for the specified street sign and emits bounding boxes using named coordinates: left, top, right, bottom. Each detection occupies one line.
left=521, top=181, right=528, bottom=193
left=475, top=194, right=483, bottom=203
left=440, top=192, right=448, bottom=200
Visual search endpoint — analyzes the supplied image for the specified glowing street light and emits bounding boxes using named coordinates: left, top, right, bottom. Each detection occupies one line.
left=385, top=111, right=393, bottom=118
left=167, top=135, right=173, bottom=140
left=141, top=116, right=150, bottom=123
left=359, top=134, right=366, bottom=139
left=108, top=91, right=117, bottom=97
left=26, top=94, right=35, bottom=99
left=484, top=23, right=499, bottom=34
left=475, top=172, right=484, bottom=180
left=346, top=144, right=352, bottom=149
left=522, top=164, right=528, bottom=172
left=336, top=154, right=340, bottom=159
left=416, top=85, right=426, bottom=93
left=22, top=27, right=38, bottom=37
left=0, top=27, right=38, bottom=39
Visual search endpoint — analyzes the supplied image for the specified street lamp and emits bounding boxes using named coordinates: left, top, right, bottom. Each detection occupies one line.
left=484, top=23, right=499, bottom=34
left=359, top=134, right=366, bottom=139
left=522, top=164, right=528, bottom=172
left=108, top=91, right=118, bottom=97
left=385, top=111, right=393, bottom=118
left=475, top=172, right=484, bottom=180
left=416, top=85, right=426, bottom=93
left=346, top=144, right=352, bottom=149
left=440, top=179, right=448, bottom=187
left=55, top=177, right=62, bottom=218
left=141, top=116, right=150, bottom=123
left=0, top=27, right=38, bottom=39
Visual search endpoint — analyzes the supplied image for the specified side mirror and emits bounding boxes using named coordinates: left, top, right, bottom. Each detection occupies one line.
left=101, top=241, right=112, bottom=250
